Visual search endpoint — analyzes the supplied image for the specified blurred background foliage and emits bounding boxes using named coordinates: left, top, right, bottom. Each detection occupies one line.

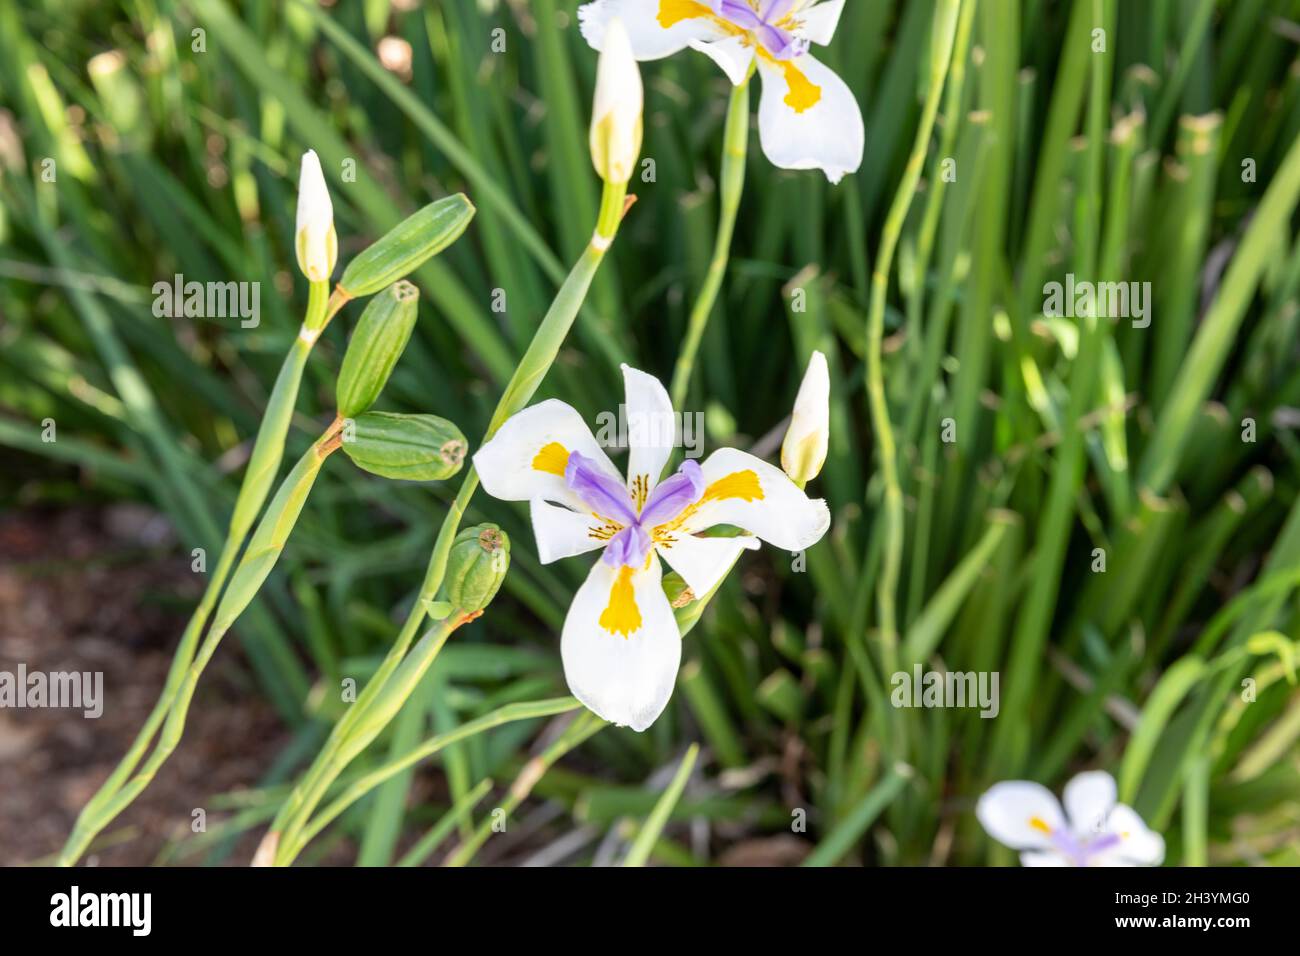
left=2, top=0, right=1300, bottom=865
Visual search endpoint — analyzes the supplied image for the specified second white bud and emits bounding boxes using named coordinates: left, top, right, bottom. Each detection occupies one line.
left=295, top=149, right=338, bottom=283
left=589, top=18, right=643, bottom=186
left=782, top=350, right=830, bottom=485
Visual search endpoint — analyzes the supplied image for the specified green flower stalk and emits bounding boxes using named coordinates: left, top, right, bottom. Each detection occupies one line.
left=261, top=49, right=645, bottom=863
left=267, top=525, right=511, bottom=866
left=668, top=68, right=751, bottom=409
left=59, top=191, right=473, bottom=865
left=58, top=151, right=342, bottom=867
left=866, top=0, right=961, bottom=680
left=60, top=418, right=347, bottom=866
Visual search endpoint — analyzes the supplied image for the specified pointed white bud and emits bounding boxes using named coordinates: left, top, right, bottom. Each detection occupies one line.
left=295, top=149, right=337, bottom=283
left=589, top=19, right=643, bottom=186
left=782, top=350, right=830, bottom=485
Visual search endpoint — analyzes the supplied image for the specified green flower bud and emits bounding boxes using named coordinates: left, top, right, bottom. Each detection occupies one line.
left=443, top=524, right=510, bottom=612
left=338, top=194, right=475, bottom=298
left=335, top=280, right=419, bottom=417
left=341, top=411, right=467, bottom=482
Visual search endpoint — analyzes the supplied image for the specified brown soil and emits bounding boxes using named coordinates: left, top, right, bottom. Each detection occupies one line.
left=0, top=506, right=288, bottom=866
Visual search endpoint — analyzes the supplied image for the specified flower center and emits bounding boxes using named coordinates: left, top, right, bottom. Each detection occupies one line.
left=717, top=0, right=809, bottom=60
left=565, top=453, right=704, bottom=568
left=1049, top=827, right=1124, bottom=866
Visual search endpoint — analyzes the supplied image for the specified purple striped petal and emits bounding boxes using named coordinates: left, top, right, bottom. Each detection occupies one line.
left=640, top=459, right=704, bottom=527
left=762, top=0, right=799, bottom=22
left=756, top=23, right=807, bottom=59
left=719, top=0, right=763, bottom=29
left=565, top=451, right=637, bottom=524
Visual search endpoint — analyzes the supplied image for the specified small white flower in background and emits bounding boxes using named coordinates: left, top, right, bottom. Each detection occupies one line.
left=295, top=149, right=337, bottom=283
left=578, top=0, right=863, bottom=183
left=473, top=364, right=830, bottom=731
left=781, top=349, right=829, bottom=484
left=977, top=770, right=1165, bottom=867
left=589, top=18, right=644, bottom=185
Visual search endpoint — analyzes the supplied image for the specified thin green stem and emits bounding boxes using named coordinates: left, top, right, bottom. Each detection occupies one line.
left=443, top=712, right=606, bottom=867
left=264, top=180, right=629, bottom=864
left=61, top=422, right=340, bottom=865
left=287, top=697, right=581, bottom=862
left=866, top=0, right=962, bottom=679
left=669, top=71, right=751, bottom=409
left=58, top=279, right=332, bottom=867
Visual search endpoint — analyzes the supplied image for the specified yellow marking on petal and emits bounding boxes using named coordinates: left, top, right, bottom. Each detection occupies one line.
left=657, top=0, right=713, bottom=28
left=599, top=565, right=642, bottom=638
left=532, top=442, right=570, bottom=477
left=1028, top=816, right=1054, bottom=835
left=781, top=60, right=821, bottom=114
left=700, top=469, right=764, bottom=504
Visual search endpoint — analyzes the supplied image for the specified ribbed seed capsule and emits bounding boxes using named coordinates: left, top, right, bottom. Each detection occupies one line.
left=335, top=280, right=419, bottom=418
left=443, top=524, right=510, bottom=613
left=341, top=411, right=467, bottom=482
left=338, top=195, right=475, bottom=298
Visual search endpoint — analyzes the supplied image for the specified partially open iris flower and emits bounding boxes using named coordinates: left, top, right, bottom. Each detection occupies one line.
left=977, top=770, right=1166, bottom=867
left=473, top=365, right=830, bottom=731
left=578, top=0, right=864, bottom=183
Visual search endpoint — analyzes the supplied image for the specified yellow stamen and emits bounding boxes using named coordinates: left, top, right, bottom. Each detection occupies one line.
left=657, top=0, right=712, bottom=28
left=532, top=441, right=569, bottom=477
left=632, top=474, right=650, bottom=512
left=1028, top=816, right=1053, bottom=835
left=781, top=60, right=821, bottom=113
left=599, top=565, right=642, bottom=638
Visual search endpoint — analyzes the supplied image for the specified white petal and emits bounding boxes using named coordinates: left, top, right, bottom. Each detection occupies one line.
left=790, top=0, right=845, bottom=45
left=756, top=52, right=863, bottom=183
left=655, top=532, right=759, bottom=597
left=668, top=447, right=830, bottom=552
left=976, top=781, right=1068, bottom=851
left=295, top=149, right=336, bottom=282
left=1092, top=804, right=1166, bottom=867
left=1063, top=770, right=1117, bottom=837
left=561, top=557, right=681, bottom=732
left=473, top=400, right=622, bottom=514
left=1019, top=850, right=1069, bottom=867
left=621, top=364, right=675, bottom=502
left=296, top=149, right=332, bottom=234
left=781, top=349, right=830, bottom=483
left=579, top=0, right=724, bottom=60
left=688, top=34, right=756, bottom=86
left=530, top=498, right=612, bottom=565
left=590, top=19, right=645, bottom=185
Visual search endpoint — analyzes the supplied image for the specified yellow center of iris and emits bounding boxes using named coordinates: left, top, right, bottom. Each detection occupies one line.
left=599, top=565, right=642, bottom=637
left=1028, top=816, right=1054, bottom=834
left=532, top=441, right=570, bottom=477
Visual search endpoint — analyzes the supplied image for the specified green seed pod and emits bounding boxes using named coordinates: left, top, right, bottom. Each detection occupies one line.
left=342, top=411, right=467, bottom=482
left=338, top=194, right=475, bottom=298
left=335, top=280, right=419, bottom=417
left=443, top=524, right=510, bottom=612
